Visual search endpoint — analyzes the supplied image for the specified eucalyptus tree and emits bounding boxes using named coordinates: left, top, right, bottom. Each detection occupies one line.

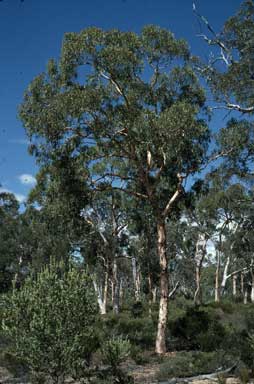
left=194, top=0, right=254, bottom=115
left=26, top=155, right=89, bottom=267
left=19, top=26, right=209, bottom=353
left=81, top=190, right=130, bottom=315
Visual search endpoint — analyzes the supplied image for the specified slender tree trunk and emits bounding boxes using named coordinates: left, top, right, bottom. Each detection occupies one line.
left=132, top=257, right=141, bottom=302
left=152, top=287, right=157, bottom=303
left=232, top=274, right=237, bottom=298
left=148, top=272, right=153, bottom=316
left=13, top=255, right=23, bottom=288
left=169, top=281, right=180, bottom=299
left=119, top=277, right=124, bottom=306
left=215, top=251, right=221, bottom=303
left=244, top=289, right=248, bottom=304
left=111, top=279, right=114, bottom=305
left=251, top=270, right=254, bottom=303
left=155, top=220, right=168, bottom=354
left=194, top=234, right=207, bottom=306
left=101, top=270, right=108, bottom=314
left=92, top=279, right=105, bottom=315
left=112, top=259, right=120, bottom=314
left=220, top=256, right=230, bottom=296
left=194, top=265, right=202, bottom=305
left=240, top=272, right=244, bottom=297
left=240, top=272, right=248, bottom=304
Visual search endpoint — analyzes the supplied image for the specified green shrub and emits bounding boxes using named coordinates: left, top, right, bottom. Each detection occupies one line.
left=156, top=351, right=233, bottom=380
left=2, top=260, right=99, bottom=384
left=102, top=335, right=131, bottom=368
left=101, top=336, right=132, bottom=384
left=131, top=301, right=143, bottom=318
left=130, top=345, right=150, bottom=365
left=169, top=306, right=226, bottom=351
left=207, top=300, right=235, bottom=314
left=104, top=313, right=156, bottom=348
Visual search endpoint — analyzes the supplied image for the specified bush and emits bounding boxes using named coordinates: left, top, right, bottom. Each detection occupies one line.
left=156, top=351, right=233, bottom=380
left=102, top=335, right=131, bottom=368
left=2, top=260, right=99, bottom=384
left=131, top=301, right=143, bottom=318
left=104, top=313, right=156, bottom=348
left=101, top=336, right=132, bottom=384
left=169, top=306, right=226, bottom=351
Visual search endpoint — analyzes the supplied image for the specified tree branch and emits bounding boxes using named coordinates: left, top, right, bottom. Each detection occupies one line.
left=212, top=103, right=254, bottom=114
left=162, top=174, right=184, bottom=218
left=100, top=71, right=130, bottom=108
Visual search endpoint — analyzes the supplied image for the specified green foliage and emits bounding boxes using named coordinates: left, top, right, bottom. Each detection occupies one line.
left=101, top=336, right=133, bottom=384
left=156, top=351, right=232, bottom=380
left=0, top=193, right=20, bottom=292
left=2, top=260, right=99, bottom=383
left=104, top=313, right=156, bottom=348
left=169, top=306, right=226, bottom=351
left=102, top=335, right=131, bottom=368
left=129, top=345, right=150, bottom=365
left=131, top=301, right=143, bottom=318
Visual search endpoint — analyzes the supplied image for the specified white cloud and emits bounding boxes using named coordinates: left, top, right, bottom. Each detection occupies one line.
left=0, top=187, right=26, bottom=204
left=18, top=174, right=36, bottom=186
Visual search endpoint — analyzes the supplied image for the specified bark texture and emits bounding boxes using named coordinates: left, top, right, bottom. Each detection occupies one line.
left=193, top=233, right=207, bottom=305
left=155, top=220, right=168, bottom=354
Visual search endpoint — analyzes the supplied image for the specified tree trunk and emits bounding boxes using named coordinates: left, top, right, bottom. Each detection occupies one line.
left=244, top=289, right=248, bottom=304
left=215, top=251, right=220, bottom=303
left=93, top=276, right=107, bottom=315
left=220, top=255, right=230, bottom=296
left=232, top=274, right=237, bottom=298
left=194, top=233, right=207, bottom=306
left=251, top=270, right=254, bottom=303
left=102, top=270, right=108, bottom=314
left=119, top=277, right=124, bottom=305
left=13, top=254, right=23, bottom=289
left=112, top=260, right=120, bottom=314
left=132, top=257, right=141, bottom=302
left=155, top=220, right=168, bottom=354
left=148, top=272, right=153, bottom=316
left=240, top=272, right=244, bottom=297
left=152, top=287, right=157, bottom=303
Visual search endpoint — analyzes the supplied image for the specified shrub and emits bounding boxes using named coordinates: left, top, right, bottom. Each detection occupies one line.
left=102, top=335, right=131, bottom=368
left=2, top=260, right=99, bottom=384
left=169, top=306, right=226, bottom=351
left=131, top=301, right=143, bottom=318
left=101, top=336, right=132, bottom=384
left=104, top=313, right=156, bottom=348
left=130, top=345, right=150, bottom=365
left=156, top=351, right=233, bottom=380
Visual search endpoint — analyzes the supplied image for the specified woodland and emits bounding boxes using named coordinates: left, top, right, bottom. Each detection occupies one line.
left=1, top=1, right=254, bottom=383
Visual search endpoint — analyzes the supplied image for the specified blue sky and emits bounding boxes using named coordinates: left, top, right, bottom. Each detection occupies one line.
left=0, top=0, right=242, bottom=205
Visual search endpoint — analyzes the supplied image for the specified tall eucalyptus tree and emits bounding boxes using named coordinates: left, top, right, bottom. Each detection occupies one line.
left=20, top=26, right=209, bottom=353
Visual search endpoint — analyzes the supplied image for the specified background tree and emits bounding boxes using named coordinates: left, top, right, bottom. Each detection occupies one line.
left=0, top=192, right=20, bottom=292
